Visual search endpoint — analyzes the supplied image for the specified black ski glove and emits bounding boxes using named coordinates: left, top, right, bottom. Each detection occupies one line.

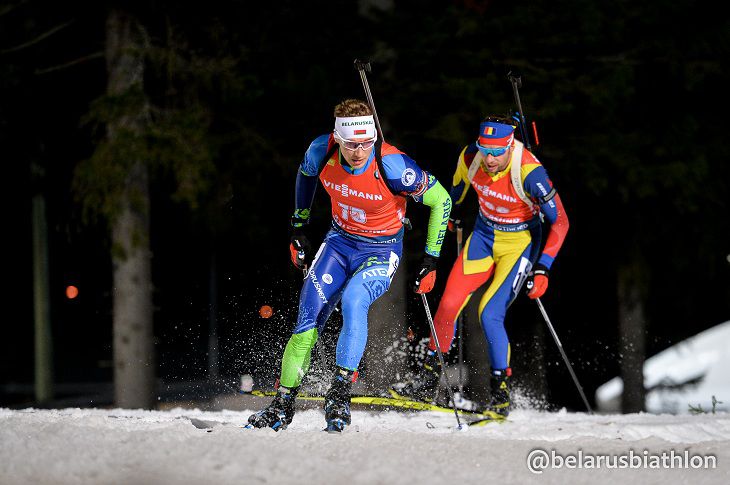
left=413, top=254, right=438, bottom=294
left=289, top=227, right=312, bottom=270
left=526, top=263, right=549, bottom=299
left=289, top=209, right=313, bottom=272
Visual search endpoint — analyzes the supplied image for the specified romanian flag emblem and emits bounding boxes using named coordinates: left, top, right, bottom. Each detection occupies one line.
left=354, top=129, right=367, bottom=135
left=484, top=127, right=495, bottom=136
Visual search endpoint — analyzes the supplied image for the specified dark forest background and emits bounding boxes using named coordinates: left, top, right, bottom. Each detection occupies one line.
left=2, top=0, right=728, bottom=411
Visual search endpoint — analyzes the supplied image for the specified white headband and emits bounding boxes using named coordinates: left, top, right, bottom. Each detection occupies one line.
left=334, top=115, right=377, bottom=141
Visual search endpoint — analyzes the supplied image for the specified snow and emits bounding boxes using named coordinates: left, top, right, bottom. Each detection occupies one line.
left=1, top=406, right=729, bottom=484
left=5, top=321, right=730, bottom=483
left=596, top=320, right=730, bottom=414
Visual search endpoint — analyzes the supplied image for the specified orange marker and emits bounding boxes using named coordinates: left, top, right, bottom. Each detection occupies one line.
left=259, top=305, right=273, bottom=318
left=66, top=285, right=79, bottom=299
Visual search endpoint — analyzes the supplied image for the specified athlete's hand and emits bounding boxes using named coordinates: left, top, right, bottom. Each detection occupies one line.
left=447, top=216, right=463, bottom=233
left=289, top=227, right=312, bottom=270
left=447, top=205, right=463, bottom=233
left=526, top=263, right=549, bottom=299
left=413, top=254, right=438, bottom=294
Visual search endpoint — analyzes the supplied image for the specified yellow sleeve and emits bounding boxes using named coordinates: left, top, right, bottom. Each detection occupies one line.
left=451, top=146, right=471, bottom=206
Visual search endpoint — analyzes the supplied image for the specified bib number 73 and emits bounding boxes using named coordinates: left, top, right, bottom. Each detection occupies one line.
left=337, top=202, right=367, bottom=223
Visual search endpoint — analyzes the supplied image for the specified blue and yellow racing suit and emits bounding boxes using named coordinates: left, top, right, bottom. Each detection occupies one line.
left=430, top=142, right=569, bottom=371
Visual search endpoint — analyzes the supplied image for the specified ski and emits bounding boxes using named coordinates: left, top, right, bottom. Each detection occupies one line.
left=246, top=389, right=505, bottom=421
left=466, top=413, right=506, bottom=427
left=380, top=390, right=507, bottom=425
left=250, top=389, right=467, bottom=413
left=249, top=389, right=322, bottom=400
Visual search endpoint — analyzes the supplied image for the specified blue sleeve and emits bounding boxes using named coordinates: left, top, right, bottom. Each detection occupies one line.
left=524, top=165, right=569, bottom=268
left=299, top=134, right=331, bottom=176
left=524, top=166, right=558, bottom=225
left=449, top=182, right=467, bottom=207
left=380, top=153, right=434, bottom=201
left=295, top=171, right=318, bottom=214
left=294, top=134, right=330, bottom=220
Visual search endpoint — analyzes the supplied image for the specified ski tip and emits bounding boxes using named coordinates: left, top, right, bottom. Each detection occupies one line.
left=467, top=416, right=506, bottom=427
left=480, top=410, right=507, bottom=420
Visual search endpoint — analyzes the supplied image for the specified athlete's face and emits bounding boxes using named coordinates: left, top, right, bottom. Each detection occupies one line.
left=482, top=145, right=513, bottom=174
left=339, top=138, right=374, bottom=170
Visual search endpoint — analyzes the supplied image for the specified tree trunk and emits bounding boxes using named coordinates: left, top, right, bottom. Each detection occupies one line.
left=617, top=257, right=647, bottom=413
left=32, top=189, right=54, bottom=403
left=107, top=9, right=155, bottom=409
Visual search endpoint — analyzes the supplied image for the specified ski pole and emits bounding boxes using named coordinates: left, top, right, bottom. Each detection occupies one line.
left=421, top=293, right=464, bottom=429
left=508, top=72, right=588, bottom=411
left=354, top=59, right=384, bottom=141
left=535, top=297, right=593, bottom=414
left=455, top=228, right=464, bottom=394
left=355, top=59, right=465, bottom=426
left=507, top=71, right=532, bottom=151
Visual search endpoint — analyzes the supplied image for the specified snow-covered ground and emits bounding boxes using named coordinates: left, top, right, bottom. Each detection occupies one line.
left=1, top=406, right=729, bottom=484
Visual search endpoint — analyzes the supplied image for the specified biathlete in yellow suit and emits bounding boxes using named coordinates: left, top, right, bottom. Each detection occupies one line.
left=396, top=116, right=569, bottom=417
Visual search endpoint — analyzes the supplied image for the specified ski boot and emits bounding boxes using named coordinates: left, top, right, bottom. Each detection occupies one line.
left=324, top=367, right=355, bottom=433
left=247, top=385, right=299, bottom=431
left=391, top=351, right=441, bottom=403
left=483, top=368, right=511, bottom=418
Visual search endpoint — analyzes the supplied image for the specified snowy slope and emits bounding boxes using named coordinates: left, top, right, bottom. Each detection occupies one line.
left=1, top=406, right=728, bottom=484
left=596, top=320, right=730, bottom=414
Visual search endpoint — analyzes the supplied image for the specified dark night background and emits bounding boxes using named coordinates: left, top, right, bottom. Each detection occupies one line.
left=2, top=0, right=729, bottom=411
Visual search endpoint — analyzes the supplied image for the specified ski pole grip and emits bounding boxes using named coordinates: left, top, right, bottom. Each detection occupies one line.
left=507, top=71, right=522, bottom=89
left=354, top=59, right=371, bottom=72
left=507, top=70, right=531, bottom=150
left=353, top=58, right=384, bottom=141
left=457, top=227, right=463, bottom=246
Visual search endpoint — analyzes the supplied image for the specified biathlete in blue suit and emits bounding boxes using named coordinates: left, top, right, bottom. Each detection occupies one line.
left=248, top=99, right=451, bottom=432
